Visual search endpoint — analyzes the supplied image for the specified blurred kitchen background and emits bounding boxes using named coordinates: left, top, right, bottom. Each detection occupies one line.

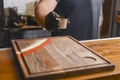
left=0, top=0, right=120, bottom=47
left=0, top=0, right=51, bottom=47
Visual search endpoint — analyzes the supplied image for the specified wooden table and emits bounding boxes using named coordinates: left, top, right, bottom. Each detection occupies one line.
left=0, top=37, right=120, bottom=80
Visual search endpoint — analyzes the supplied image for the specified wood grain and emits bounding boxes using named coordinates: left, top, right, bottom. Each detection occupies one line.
left=11, top=36, right=115, bottom=79
left=0, top=48, right=18, bottom=80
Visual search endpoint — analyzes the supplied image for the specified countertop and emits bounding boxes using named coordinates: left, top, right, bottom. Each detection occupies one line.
left=0, top=37, right=120, bottom=80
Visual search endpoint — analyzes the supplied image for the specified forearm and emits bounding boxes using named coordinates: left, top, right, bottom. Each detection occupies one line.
left=34, top=0, right=57, bottom=27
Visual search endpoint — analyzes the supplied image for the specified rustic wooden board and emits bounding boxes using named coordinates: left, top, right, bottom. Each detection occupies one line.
left=11, top=36, right=115, bottom=79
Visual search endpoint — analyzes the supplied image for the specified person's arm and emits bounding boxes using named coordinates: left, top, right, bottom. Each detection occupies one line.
left=34, top=0, right=57, bottom=27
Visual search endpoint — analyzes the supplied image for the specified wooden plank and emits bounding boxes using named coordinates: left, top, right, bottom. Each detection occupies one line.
left=11, top=36, right=115, bottom=79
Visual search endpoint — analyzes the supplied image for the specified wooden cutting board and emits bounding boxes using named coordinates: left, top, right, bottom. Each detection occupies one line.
left=11, top=36, right=114, bottom=79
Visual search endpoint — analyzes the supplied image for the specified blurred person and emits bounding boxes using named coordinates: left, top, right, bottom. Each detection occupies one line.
left=35, top=0, right=104, bottom=40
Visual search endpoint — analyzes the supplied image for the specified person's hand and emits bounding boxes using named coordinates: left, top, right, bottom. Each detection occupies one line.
left=45, top=11, right=60, bottom=32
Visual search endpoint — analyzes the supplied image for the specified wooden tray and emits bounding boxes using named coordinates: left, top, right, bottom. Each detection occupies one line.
left=11, top=36, right=115, bottom=79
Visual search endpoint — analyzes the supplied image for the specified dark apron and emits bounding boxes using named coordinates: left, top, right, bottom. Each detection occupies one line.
left=52, top=0, right=103, bottom=40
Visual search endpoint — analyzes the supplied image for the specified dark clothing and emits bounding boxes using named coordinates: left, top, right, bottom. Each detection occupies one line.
left=52, top=0, right=103, bottom=40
